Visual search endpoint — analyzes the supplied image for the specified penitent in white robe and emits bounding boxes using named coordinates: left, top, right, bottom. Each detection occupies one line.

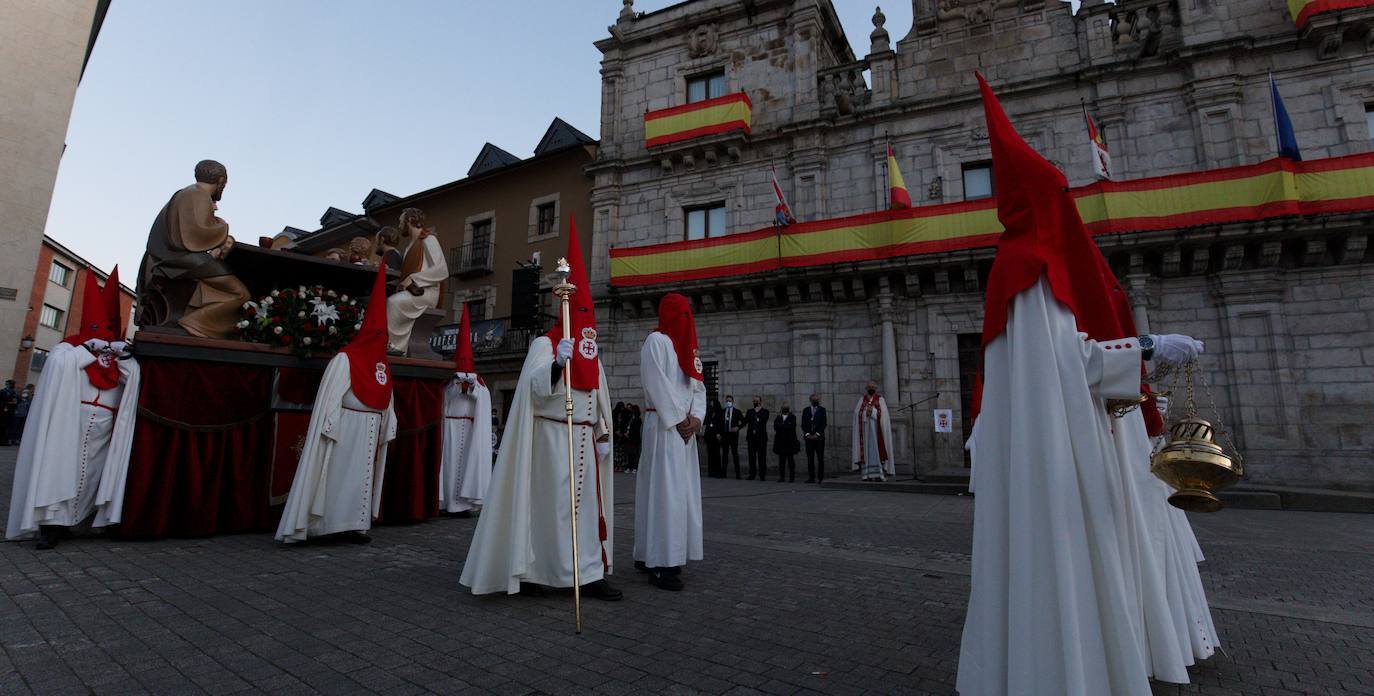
left=460, top=337, right=614, bottom=594
left=633, top=331, right=706, bottom=569
left=6, top=344, right=140, bottom=539
left=958, top=278, right=1153, bottom=696
left=387, top=234, right=448, bottom=353
left=1112, top=409, right=1220, bottom=682
left=276, top=353, right=397, bottom=543
left=440, top=374, right=493, bottom=513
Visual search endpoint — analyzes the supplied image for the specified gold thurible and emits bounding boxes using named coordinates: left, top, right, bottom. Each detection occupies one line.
left=1150, top=361, right=1245, bottom=513
left=552, top=257, right=582, bottom=633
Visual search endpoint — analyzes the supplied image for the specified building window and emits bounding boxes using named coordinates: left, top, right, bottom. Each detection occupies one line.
left=48, top=263, right=72, bottom=287
left=1367, top=104, right=1374, bottom=143
left=39, top=304, right=63, bottom=329
left=962, top=162, right=994, bottom=201
left=536, top=203, right=556, bottom=238
left=466, top=297, right=488, bottom=323
left=30, top=348, right=48, bottom=374
left=685, top=203, right=727, bottom=241
left=702, top=360, right=720, bottom=404
left=687, top=70, right=727, bottom=104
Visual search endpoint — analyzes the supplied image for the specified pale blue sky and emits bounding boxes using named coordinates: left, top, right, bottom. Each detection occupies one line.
left=45, top=1, right=913, bottom=278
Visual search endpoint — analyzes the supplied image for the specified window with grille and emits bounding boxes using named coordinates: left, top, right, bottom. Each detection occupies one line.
left=686, top=70, right=727, bottom=104
left=39, top=304, right=63, bottom=329
left=466, top=298, right=488, bottom=322
left=536, top=203, right=556, bottom=237
left=702, top=360, right=720, bottom=404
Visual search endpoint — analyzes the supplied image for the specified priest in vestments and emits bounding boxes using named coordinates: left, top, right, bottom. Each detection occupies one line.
left=440, top=304, right=493, bottom=516
left=7, top=268, right=140, bottom=549
left=386, top=208, right=448, bottom=354
left=851, top=381, right=894, bottom=481
left=276, top=265, right=397, bottom=544
left=956, top=74, right=1204, bottom=696
left=460, top=218, right=620, bottom=600
left=633, top=293, right=706, bottom=591
left=138, top=160, right=250, bottom=338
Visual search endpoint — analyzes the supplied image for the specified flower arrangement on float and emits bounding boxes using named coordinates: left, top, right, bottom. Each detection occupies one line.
left=235, top=285, right=363, bottom=357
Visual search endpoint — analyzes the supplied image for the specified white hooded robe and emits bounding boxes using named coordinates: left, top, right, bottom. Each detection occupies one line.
left=633, top=331, right=706, bottom=568
left=851, top=395, right=895, bottom=479
left=275, top=353, right=397, bottom=543
left=460, top=336, right=614, bottom=594
left=440, top=373, right=493, bottom=513
left=957, top=278, right=1153, bottom=696
left=6, top=343, right=140, bottom=539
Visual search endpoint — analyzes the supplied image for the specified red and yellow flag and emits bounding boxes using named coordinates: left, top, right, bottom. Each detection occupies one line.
left=644, top=93, right=752, bottom=148
left=1288, top=0, right=1374, bottom=26
left=888, top=147, right=911, bottom=209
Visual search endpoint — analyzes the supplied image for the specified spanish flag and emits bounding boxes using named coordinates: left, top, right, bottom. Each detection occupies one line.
left=888, top=147, right=911, bottom=209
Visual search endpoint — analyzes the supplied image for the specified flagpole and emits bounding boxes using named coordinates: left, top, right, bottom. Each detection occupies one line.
left=553, top=256, right=582, bottom=635
left=1269, top=73, right=1280, bottom=158
left=882, top=131, right=890, bottom=212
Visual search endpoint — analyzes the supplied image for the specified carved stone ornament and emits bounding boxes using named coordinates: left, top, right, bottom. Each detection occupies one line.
left=687, top=23, right=719, bottom=58
left=937, top=0, right=1020, bottom=26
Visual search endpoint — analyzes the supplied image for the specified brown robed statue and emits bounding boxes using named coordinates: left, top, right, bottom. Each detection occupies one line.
left=137, top=160, right=251, bottom=338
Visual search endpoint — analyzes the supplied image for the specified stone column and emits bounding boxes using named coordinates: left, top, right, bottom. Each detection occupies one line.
left=1125, top=271, right=1152, bottom=334
left=876, top=284, right=903, bottom=471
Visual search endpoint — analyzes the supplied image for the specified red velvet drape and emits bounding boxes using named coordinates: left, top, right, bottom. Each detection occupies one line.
left=379, top=377, right=444, bottom=524
left=114, top=359, right=275, bottom=538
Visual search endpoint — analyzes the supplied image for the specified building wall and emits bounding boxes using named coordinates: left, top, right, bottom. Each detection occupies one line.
left=0, top=0, right=102, bottom=389
left=591, top=0, right=1374, bottom=488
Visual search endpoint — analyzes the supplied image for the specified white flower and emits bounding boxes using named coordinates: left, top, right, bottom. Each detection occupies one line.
left=340, top=294, right=349, bottom=303
left=242, top=302, right=253, bottom=310
left=273, top=326, right=284, bottom=335
left=298, top=285, right=307, bottom=295
left=263, top=296, right=274, bottom=306
left=297, top=311, right=306, bottom=319
left=236, top=320, right=249, bottom=329
left=310, top=299, right=340, bottom=326
left=271, top=290, right=279, bottom=297
left=329, top=326, right=338, bottom=335
left=302, top=337, right=312, bottom=346
left=326, top=290, right=338, bottom=298
left=354, top=323, right=362, bottom=331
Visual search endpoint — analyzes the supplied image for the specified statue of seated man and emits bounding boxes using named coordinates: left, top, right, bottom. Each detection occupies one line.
left=137, top=159, right=251, bottom=339
left=386, top=207, right=448, bottom=355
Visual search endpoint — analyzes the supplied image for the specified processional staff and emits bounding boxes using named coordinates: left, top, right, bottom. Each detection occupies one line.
left=552, top=257, right=583, bottom=634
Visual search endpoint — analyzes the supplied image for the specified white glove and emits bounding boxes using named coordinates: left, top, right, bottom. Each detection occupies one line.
left=1153, top=395, right=1170, bottom=418
left=596, top=441, right=612, bottom=460
left=555, top=338, right=574, bottom=366
left=1151, top=334, right=1204, bottom=365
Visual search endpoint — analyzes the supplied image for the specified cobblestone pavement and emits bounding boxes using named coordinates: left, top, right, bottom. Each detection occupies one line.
left=2, top=447, right=1373, bottom=695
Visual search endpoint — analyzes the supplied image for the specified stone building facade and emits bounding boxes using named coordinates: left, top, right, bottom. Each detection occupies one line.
left=588, top=0, right=1374, bottom=488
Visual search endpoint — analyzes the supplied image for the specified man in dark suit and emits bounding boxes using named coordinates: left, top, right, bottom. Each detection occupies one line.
left=703, top=398, right=725, bottom=478
left=744, top=395, right=769, bottom=481
left=720, top=394, right=745, bottom=478
left=802, top=392, right=828, bottom=483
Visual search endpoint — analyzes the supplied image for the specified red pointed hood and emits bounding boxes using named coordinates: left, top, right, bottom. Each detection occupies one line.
left=977, top=72, right=1125, bottom=349
left=341, top=263, right=393, bottom=409
left=454, top=303, right=476, bottom=373
left=100, top=266, right=124, bottom=341
left=655, top=293, right=703, bottom=381
left=63, top=272, right=113, bottom=346
left=544, top=215, right=600, bottom=390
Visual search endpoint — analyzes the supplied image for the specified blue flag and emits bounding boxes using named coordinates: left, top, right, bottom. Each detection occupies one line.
left=1270, top=75, right=1302, bottom=161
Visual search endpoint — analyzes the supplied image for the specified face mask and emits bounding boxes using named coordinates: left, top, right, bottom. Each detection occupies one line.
left=725, top=400, right=732, bottom=407
left=867, top=388, right=876, bottom=395
left=811, top=399, right=819, bottom=406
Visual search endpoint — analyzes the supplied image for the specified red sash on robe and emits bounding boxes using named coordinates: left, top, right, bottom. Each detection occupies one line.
left=858, top=395, right=888, bottom=463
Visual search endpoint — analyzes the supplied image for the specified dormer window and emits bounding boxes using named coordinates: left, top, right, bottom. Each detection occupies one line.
left=687, top=70, right=727, bottom=104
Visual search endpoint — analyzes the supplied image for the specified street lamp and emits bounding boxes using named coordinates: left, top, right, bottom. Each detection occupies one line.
left=19, top=335, right=34, bottom=351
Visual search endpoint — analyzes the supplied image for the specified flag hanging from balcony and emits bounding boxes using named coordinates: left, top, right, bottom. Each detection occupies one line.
left=1270, top=74, right=1303, bottom=161
left=1084, top=107, right=1112, bottom=180
left=771, top=166, right=796, bottom=226
left=887, top=147, right=911, bottom=209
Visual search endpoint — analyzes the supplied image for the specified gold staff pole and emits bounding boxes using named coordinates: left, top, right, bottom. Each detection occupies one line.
left=552, top=257, right=582, bottom=634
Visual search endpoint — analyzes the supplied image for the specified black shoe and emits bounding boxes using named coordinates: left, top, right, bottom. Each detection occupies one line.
left=519, top=582, right=545, bottom=596
left=447, top=510, right=473, bottom=518
left=634, top=560, right=648, bottom=573
left=746, top=475, right=755, bottom=481
left=735, top=475, right=741, bottom=480
left=34, top=533, right=58, bottom=551
left=648, top=570, right=684, bottom=592
left=805, top=479, right=816, bottom=483
left=342, top=531, right=372, bottom=544
left=777, top=477, right=785, bottom=483
left=582, top=579, right=623, bottom=601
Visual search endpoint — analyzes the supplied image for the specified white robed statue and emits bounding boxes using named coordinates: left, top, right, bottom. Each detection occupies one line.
left=276, top=265, right=397, bottom=544
left=7, top=268, right=140, bottom=549
left=460, top=217, right=621, bottom=601
left=957, top=74, right=1204, bottom=696
left=851, top=381, right=894, bottom=481
left=633, top=293, right=706, bottom=591
left=386, top=207, right=448, bottom=355
left=440, top=304, right=493, bottom=515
